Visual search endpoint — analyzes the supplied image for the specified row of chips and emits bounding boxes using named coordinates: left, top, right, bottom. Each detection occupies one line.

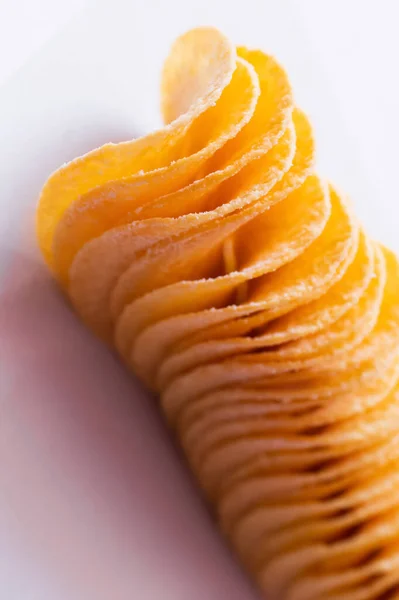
left=37, top=27, right=399, bottom=600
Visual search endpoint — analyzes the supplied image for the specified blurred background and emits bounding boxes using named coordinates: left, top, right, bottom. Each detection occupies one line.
left=1, top=1, right=398, bottom=598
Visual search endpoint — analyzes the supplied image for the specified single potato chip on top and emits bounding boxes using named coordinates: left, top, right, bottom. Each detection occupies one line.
left=36, top=26, right=399, bottom=600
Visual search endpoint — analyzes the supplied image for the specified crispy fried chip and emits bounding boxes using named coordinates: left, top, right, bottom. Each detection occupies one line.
left=36, top=27, right=399, bottom=600
left=38, top=27, right=237, bottom=269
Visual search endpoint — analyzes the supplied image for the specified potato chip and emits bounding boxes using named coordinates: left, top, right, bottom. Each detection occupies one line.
left=154, top=231, right=377, bottom=391
left=178, top=262, right=384, bottom=459
left=159, top=188, right=356, bottom=420
left=36, top=27, right=399, bottom=600
left=218, top=437, right=399, bottom=532
left=153, top=177, right=330, bottom=385
left=261, top=231, right=374, bottom=344
left=112, top=108, right=315, bottom=357
left=124, top=183, right=354, bottom=389
left=132, top=173, right=329, bottom=384
left=69, top=119, right=295, bottom=342
left=37, top=27, right=238, bottom=267
left=51, top=48, right=293, bottom=287
left=52, top=57, right=260, bottom=285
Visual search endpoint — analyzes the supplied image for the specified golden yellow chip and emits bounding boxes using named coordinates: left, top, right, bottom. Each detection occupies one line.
left=263, top=231, right=374, bottom=345
left=38, top=27, right=237, bottom=266
left=67, top=103, right=300, bottom=343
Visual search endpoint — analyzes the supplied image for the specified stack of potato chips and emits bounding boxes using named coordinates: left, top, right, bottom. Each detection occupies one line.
left=37, top=27, right=399, bottom=599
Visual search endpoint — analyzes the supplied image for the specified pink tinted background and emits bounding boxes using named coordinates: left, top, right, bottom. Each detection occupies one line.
left=0, top=242, right=258, bottom=600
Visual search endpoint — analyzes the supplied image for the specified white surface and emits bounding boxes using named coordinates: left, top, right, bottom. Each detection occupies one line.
left=1, top=1, right=399, bottom=598
left=0, top=0, right=89, bottom=87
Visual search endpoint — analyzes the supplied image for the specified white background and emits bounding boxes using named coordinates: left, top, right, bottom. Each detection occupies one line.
left=1, top=1, right=398, bottom=598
